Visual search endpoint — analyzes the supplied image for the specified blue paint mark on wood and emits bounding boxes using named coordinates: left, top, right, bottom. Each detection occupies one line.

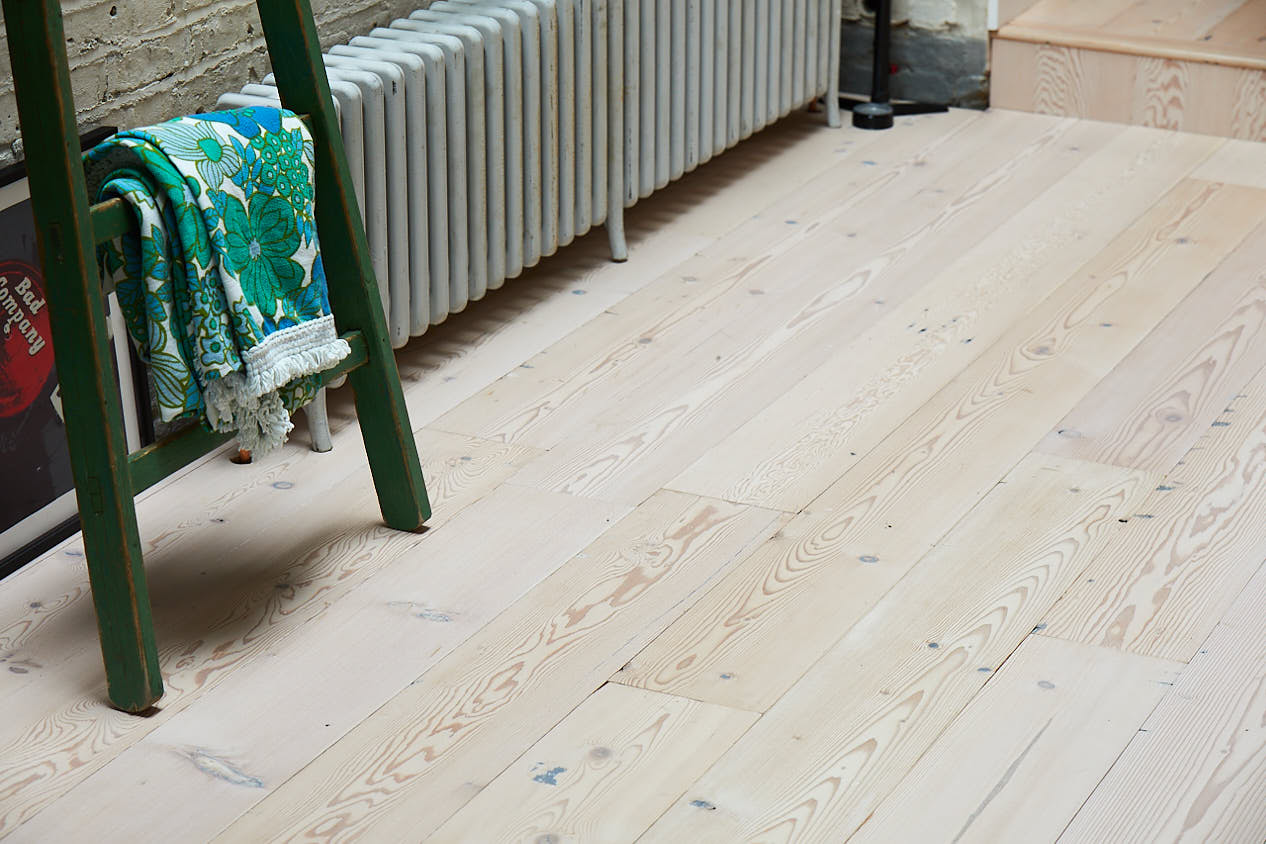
left=185, top=749, right=264, bottom=788
left=533, top=766, right=566, bottom=785
left=690, top=799, right=717, bottom=810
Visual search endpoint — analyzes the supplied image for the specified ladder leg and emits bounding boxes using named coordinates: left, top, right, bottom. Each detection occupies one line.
left=257, top=0, right=431, bottom=531
left=1, top=0, right=163, bottom=712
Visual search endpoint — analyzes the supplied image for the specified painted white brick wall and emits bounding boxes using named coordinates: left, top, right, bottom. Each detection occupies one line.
left=0, top=0, right=433, bottom=167
left=841, top=0, right=987, bottom=35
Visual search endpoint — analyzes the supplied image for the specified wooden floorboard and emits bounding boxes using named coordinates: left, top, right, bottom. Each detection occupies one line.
left=4, top=109, right=1266, bottom=842
left=851, top=635, right=1183, bottom=843
left=1042, top=362, right=1266, bottom=661
left=1060, top=563, right=1266, bottom=842
left=637, top=454, right=1153, bottom=842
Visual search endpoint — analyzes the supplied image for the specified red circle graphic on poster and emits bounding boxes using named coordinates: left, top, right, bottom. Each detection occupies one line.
left=0, top=260, right=53, bottom=418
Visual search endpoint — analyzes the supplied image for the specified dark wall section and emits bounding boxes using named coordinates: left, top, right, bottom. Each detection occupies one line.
left=839, top=20, right=989, bottom=108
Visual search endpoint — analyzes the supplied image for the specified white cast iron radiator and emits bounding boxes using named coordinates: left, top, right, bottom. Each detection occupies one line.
left=216, top=0, right=841, bottom=445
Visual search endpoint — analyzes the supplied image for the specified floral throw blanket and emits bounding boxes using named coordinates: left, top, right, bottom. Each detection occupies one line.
left=86, top=107, right=349, bottom=454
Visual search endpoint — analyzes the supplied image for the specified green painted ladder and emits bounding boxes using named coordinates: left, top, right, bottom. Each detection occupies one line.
left=1, top=0, right=432, bottom=712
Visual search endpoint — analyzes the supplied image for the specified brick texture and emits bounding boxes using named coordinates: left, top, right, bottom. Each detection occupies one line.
left=0, top=0, right=434, bottom=166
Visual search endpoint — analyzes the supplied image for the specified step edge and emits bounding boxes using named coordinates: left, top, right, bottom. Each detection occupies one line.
left=995, top=23, right=1266, bottom=72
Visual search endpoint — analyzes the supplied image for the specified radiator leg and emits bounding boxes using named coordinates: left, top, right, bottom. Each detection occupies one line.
left=827, top=0, right=842, bottom=127
left=306, top=387, right=334, bottom=453
left=606, top=205, right=628, bottom=262
left=607, top=0, right=629, bottom=263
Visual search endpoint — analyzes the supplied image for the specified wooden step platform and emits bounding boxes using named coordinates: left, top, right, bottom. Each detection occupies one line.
left=993, top=0, right=1266, bottom=140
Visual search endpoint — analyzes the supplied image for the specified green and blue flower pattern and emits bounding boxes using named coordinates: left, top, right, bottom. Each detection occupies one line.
left=89, top=108, right=338, bottom=437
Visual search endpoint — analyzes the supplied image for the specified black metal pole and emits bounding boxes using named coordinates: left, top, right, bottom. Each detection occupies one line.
left=872, top=0, right=891, bottom=105
left=841, top=0, right=949, bottom=129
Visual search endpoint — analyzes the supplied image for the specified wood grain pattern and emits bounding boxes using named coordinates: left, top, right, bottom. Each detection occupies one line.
left=9, top=482, right=630, bottom=843
left=1192, top=137, right=1266, bottom=187
left=430, top=684, right=759, bottom=843
left=1061, top=563, right=1266, bottom=842
left=1036, top=220, right=1266, bottom=471
left=215, top=492, right=778, bottom=842
left=638, top=453, right=1151, bottom=843
left=0, top=430, right=540, bottom=836
left=614, top=178, right=1263, bottom=713
left=852, top=635, right=1183, bottom=844
left=9, top=107, right=1266, bottom=840
left=995, top=0, right=1266, bottom=140
left=1043, top=363, right=1266, bottom=661
left=668, top=123, right=1212, bottom=511
left=503, top=114, right=1154, bottom=506
left=432, top=109, right=988, bottom=450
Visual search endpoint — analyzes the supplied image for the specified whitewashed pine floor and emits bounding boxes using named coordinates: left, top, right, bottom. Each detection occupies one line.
left=3, top=107, right=1266, bottom=842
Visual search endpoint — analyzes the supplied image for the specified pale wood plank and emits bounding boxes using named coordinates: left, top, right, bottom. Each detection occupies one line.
left=1191, top=137, right=1266, bottom=188
left=1043, top=363, right=1266, bottom=661
left=669, top=123, right=1213, bottom=510
left=1060, top=563, right=1266, bottom=842
left=430, top=684, right=758, bottom=843
left=207, top=492, right=778, bottom=842
left=1011, top=0, right=1139, bottom=30
left=1207, top=0, right=1266, bottom=54
left=991, top=41, right=1141, bottom=119
left=614, top=178, right=1264, bottom=714
left=637, top=453, right=1152, bottom=843
left=0, top=431, right=546, bottom=836
left=853, top=635, right=1183, bottom=844
left=1104, top=0, right=1248, bottom=40
left=390, top=223, right=707, bottom=432
left=999, top=24, right=1266, bottom=72
left=1035, top=219, right=1266, bottom=471
left=997, top=0, right=1048, bottom=29
left=993, top=37, right=1266, bottom=141
left=501, top=114, right=1150, bottom=506
left=432, top=109, right=988, bottom=448
left=8, top=480, right=633, bottom=843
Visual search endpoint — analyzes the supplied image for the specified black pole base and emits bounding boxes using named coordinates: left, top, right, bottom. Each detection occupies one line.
left=850, top=101, right=894, bottom=130
left=840, top=96, right=950, bottom=130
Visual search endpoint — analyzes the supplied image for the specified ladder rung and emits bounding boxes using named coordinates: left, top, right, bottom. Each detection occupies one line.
left=90, top=196, right=130, bottom=244
left=87, top=114, right=315, bottom=246
left=127, top=327, right=368, bottom=494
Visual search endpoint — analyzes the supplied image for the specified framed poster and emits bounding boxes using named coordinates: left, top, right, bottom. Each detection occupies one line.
left=0, top=129, right=151, bottom=578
